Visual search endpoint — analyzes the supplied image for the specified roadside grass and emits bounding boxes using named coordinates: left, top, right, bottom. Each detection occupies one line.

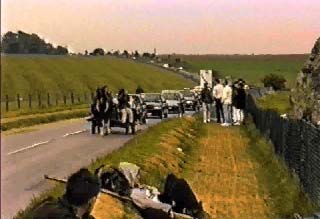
left=243, top=120, right=316, bottom=218
left=14, top=116, right=202, bottom=219
left=256, top=91, right=291, bottom=115
left=168, top=54, right=307, bottom=87
left=1, top=108, right=88, bottom=131
left=1, top=103, right=88, bottom=119
left=14, top=115, right=316, bottom=219
left=92, top=119, right=316, bottom=219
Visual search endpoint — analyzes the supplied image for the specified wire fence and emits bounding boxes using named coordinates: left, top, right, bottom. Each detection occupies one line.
left=1, top=92, right=95, bottom=112
left=246, top=88, right=320, bottom=206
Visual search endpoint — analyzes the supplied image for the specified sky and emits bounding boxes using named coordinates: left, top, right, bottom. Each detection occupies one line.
left=1, top=0, right=320, bottom=54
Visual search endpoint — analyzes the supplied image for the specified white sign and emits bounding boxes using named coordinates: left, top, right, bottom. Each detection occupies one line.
left=200, top=70, right=213, bottom=88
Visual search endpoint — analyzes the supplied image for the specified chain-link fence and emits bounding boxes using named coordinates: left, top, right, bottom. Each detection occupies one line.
left=246, top=88, right=320, bottom=206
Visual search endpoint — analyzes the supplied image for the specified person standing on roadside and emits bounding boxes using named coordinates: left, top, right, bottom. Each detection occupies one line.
left=237, top=81, right=246, bottom=124
left=232, top=81, right=239, bottom=125
left=221, top=80, right=232, bottom=126
left=201, top=82, right=213, bottom=123
left=213, top=79, right=224, bottom=124
left=118, top=89, right=134, bottom=125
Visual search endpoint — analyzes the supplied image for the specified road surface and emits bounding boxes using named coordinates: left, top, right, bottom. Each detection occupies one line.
left=1, top=114, right=188, bottom=219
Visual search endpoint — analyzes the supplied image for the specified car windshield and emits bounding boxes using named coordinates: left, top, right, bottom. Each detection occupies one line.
left=143, top=94, right=161, bottom=102
left=163, top=93, right=179, bottom=100
left=182, top=92, right=193, bottom=98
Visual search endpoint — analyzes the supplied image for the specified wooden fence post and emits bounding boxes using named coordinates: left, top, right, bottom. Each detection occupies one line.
left=47, top=93, right=50, bottom=106
left=77, top=95, right=81, bottom=103
left=63, top=95, right=67, bottom=105
left=56, top=97, right=59, bottom=106
left=29, top=94, right=32, bottom=109
left=6, top=95, right=9, bottom=112
left=84, top=93, right=87, bottom=102
left=38, top=93, right=42, bottom=108
left=17, top=94, right=21, bottom=109
left=71, top=92, right=74, bottom=104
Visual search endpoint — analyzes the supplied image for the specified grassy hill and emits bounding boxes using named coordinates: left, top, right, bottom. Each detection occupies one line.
left=168, top=54, right=308, bottom=87
left=1, top=55, right=195, bottom=100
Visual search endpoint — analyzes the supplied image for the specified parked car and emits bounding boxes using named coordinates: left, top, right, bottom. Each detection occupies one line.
left=141, top=93, right=168, bottom=119
left=161, top=91, right=184, bottom=117
left=179, top=89, right=199, bottom=111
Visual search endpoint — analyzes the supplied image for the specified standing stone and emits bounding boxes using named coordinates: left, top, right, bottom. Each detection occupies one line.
left=291, top=37, right=320, bottom=123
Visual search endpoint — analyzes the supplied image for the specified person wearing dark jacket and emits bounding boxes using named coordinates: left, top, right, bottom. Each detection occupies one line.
left=30, top=168, right=101, bottom=219
left=89, top=98, right=102, bottom=134
left=233, top=80, right=246, bottom=125
left=213, top=79, right=225, bottom=124
left=231, top=82, right=239, bottom=124
left=236, top=82, right=246, bottom=124
left=100, top=86, right=113, bottom=135
left=118, top=89, right=133, bottom=124
left=201, top=83, right=213, bottom=123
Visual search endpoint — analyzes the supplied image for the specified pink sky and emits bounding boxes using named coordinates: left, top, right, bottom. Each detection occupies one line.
left=1, top=0, right=320, bottom=54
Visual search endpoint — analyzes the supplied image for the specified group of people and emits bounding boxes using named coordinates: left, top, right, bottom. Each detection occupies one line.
left=30, top=163, right=210, bottom=219
left=90, top=86, right=134, bottom=135
left=201, top=78, right=247, bottom=126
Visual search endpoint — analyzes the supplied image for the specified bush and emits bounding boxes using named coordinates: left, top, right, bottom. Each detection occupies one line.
left=261, top=73, right=286, bottom=90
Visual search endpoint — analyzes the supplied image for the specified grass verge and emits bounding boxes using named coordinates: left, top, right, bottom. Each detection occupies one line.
left=14, top=115, right=316, bottom=219
left=243, top=119, right=316, bottom=218
left=1, top=108, right=88, bottom=131
left=2, top=104, right=88, bottom=119
left=14, top=116, right=203, bottom=219
left=92, top=118, right=316, bottom=219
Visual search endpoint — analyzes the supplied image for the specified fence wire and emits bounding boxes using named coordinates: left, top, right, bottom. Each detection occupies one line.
left=246, top=88, right=320, bottom=206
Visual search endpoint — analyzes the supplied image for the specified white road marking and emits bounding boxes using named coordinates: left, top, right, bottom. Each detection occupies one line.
left=7, top=141, right=50, bottom=155
left=62, top=129, right=87, bottom=137
left=7, top=129, right=87, bottom=156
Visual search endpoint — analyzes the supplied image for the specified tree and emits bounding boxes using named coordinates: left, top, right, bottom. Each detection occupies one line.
left=261, top=73, right=287, bottom=90
left=113, top=50, right=120, bottom=56
left=134, top=50, right=140, bottom=58
left=142, top=52, right=151, bottom=58
left=92, top=48, right=105, bottom=56
left=56, top=46, right=68, bottom=55
left=122, top=50, right=129, bottom=58
left=1, top=30, right=69, bottom=55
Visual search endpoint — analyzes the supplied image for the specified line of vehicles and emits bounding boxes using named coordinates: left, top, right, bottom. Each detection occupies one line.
left=89, top=88, right=201, bottom=135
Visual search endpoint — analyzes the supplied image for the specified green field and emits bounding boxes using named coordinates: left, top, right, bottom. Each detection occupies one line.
left=1, top=55, right=195, bottom=101
left=173, top=54, right=308, bottom=87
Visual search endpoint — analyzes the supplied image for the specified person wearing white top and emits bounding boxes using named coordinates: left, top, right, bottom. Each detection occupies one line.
left=221, top=80, right=233, bottom=126
left=213, top=79, right=225, bottom=123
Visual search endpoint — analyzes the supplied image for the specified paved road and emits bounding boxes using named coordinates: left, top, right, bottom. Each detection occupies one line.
left=1, top=114, right=187, bottom=219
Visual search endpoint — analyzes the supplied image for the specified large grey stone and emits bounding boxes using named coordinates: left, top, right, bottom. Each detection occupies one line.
left=291, top=37, right=320, bottom=124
